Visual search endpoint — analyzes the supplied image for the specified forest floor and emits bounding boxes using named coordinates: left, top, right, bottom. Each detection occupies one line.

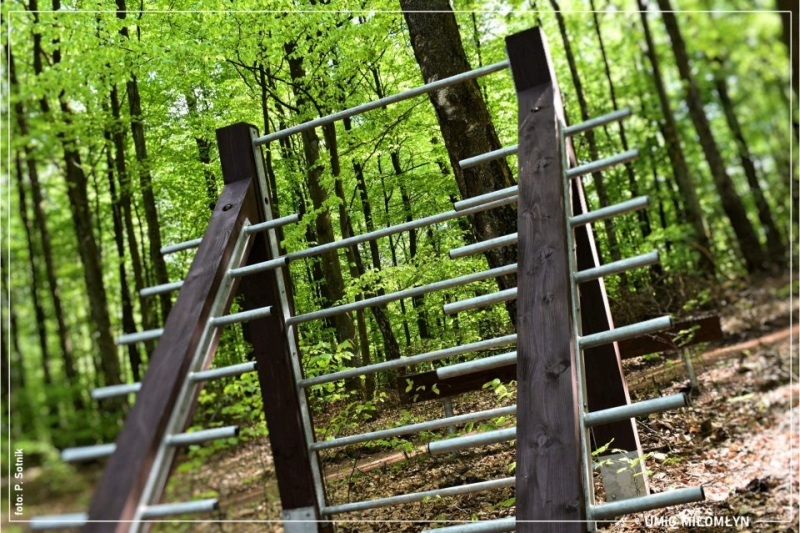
left=8, top=275, right=798, bottom=533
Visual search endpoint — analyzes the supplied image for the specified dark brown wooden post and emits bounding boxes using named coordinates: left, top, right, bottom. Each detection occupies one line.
left=216, top=123, right=329, bottom=533
left=507, top=27, right=586, bottom=532
left=85, top=135, right=262, bottom=533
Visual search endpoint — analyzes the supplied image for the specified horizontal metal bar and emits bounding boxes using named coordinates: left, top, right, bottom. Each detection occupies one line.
left=459, top=145, right=519, bottom=170
left=190, top=361, right=257, bottom=383
left=422, top=517, right=516, bottom=533
left=91, top=382, right=142, bottom=400
left=563, top=107, right=632, bottom=136
left=322, top=477, right=515, bottom=515
left=166, top=425, right=239, bottom=447
left=140, top=498, right=219, bottom=519
left=61, top=443, right=116, bottom=462
left=228, top=256, right=287, bottom=278
left=244, top=213, right=300, bottom=235
left=116, top=328, right=164, bottom=346
left=161, top=237, right=202, bottom=255
left=288, top=264, right=517, bottom=327
left=453, top=185, right=518, bottom=211
left=585, top=393, right=688, bottom=427
left=311, top=405, right=516, bottom=452
left=579, top=316, right=672, bottom=350
left=443, top=288, right=517, bottom=315
left=566, top=149, right=639, bottom=178
left=569, top=196, right=650, bottom=227
left=255, top=61, right=509, bottom=146
left=211, top=305, right=273, bottom=327
left=31, top=513, right=89, bottom=530
left=449, top=233, right=518, bottom=259
left=428, top=426, right=516, bottom=455
left=436, top=351, right=517, bottom=380
left=589, top=486, right=705, bottom=520
left=573, top=251, right=659, bottom=284
left=288, top=196, right=517, bottom=264
left=298, top=334, right=517, bottom=389
left=140, top=280, right=184, bottom=298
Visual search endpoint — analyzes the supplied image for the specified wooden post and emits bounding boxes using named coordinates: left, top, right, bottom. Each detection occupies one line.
left=85, top=138, right=261, bottom=532
left=216, top=123, right=329, bottom=533
left=507, top=27, right=585, bottom=532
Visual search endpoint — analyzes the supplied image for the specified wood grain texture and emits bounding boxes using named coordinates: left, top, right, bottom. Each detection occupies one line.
left=217, top=124, right=325, bottom=526
left=508, top=27, right=585, bottom=532
left=85, top=175, right=254, bottom=532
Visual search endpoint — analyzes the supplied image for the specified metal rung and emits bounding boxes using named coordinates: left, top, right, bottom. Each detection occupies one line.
left=421, top=517, right=515, bottom=533
left=588, top=486, right=705, bottom=520
left=161, top=237, right=202, bottom=255
left=244, top=213, right=300, bottom=235
left=190, top=361, right=257, bottom=383
left=140, top=280, right=184, bottom=298
left=566, top=149, right=639, bottom=179
left=436, top=351, right=516, bottom=380
left=579, top=316, right=672, bottom=350
left=573, top=251, right=659, bottom=284
left=116, top=328, right=164, bottom=345
left=140, top=498, right=219, bottom=519
left=322, top=477, right=515, bottom=515
left=61, top=443, right=116, bottom=463
left=428, top=427, right=516, bottom=455
left=228, top=256, right=287, bottom=278
left=443, top=288, right=517, bottom=315
left=570, top=196, right=650, bottom=227
left=254, top=61, right=509, bottom=146
left=31, top=513, right=88, bottom=530
left=311, top=405, right=516, bottom=451
left=211, top=305, right=273, bottom=327
left=288, top=264, right=517, bottom=327
left=91, top=382, right=142, bottom=400
left=450, top=233, right=518, bottom=259
left=166, top=425, right=239, bottom=446
left=457, top=108, right=632, bottom=171
left=289, top=196, right=517, bottom=263
left=453, top=185, right=518, bottom=211
left=584, top=393, right=688, bottom=427
left=459, top=145, right=519, bottom=170
left=298, top=334, right=517, bottom=389
left=564, top=107, right=632, bottom=136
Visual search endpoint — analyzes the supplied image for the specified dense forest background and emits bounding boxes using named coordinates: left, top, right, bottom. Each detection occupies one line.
left=1, top=0, right=795, bottom=470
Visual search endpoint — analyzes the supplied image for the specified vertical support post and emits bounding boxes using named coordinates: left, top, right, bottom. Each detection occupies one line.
left=507, top=28, right=586, bottom=532
left=216, top=123, right=328, bottom=533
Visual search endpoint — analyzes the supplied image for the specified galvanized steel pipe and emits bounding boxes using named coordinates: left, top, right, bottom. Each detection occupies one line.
left=449, top=233, right=518, bottom=259
left=573, top=251, right=659, bottom=284
left=428, top=426, right=516, bottom=455
left=584, top=393, right=688, bottom=427
left=579, top=316, right=672, bottom=350
left=570, top=196, right=649, bottom=227
left=588, top=486, right=705, bottom=520
left=436, top=351, right=517, bottom=380
left=443, top=288, right=517, bottom=315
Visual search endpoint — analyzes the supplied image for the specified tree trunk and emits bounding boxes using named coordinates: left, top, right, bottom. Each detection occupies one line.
left=401, top=0, right=517, bottom=326
left=9, top=47, right=82, bottom=406
left=551, top=0, right=625, bottom=283
left=714, top=69, right=787, bottom=268
left=777, top=0, right=798, bottom=98
left=639, top=1, right=716, bottom=275
left=657, top=0, right=768, bottom=274
left=285, top=44, right=362, bottom=394
left=185, top=91, right=218, bottom=210
left=117, top=0, right=173, bottom=320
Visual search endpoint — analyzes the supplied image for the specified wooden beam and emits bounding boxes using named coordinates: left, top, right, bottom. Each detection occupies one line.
left=85, top=152, right=257, bottom=532
left=216, top=123, right=328, bottom=531
left=507, top=26, right=585, bottom=532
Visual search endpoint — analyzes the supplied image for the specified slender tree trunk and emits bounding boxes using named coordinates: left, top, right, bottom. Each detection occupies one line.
left=117, top=0, right=172, bottom=320
left=639, top=1, right=716, bottom=275
left=551, top=0, right=626, bottom=283
left=185, top=91, right=218, bottom=210
left=401, top=0, right=517, bottom=325
left=777, top=0, right=798, bottom=99
left=657, top=0, right=768, bottom=274
left=9, top=48, right=82, bottom=406
left=104, top=128, right=143, bottom=381
left=714, top=70, right=787, bottom=268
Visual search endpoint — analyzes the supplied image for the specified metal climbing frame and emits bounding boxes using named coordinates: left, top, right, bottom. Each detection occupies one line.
left=30, top=24, right=704, bottom=533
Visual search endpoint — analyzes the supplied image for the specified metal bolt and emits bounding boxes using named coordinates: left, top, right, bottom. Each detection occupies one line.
left=222, top=204, right=233, bottom=211
left=532, top=106, right=541, bottom=113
